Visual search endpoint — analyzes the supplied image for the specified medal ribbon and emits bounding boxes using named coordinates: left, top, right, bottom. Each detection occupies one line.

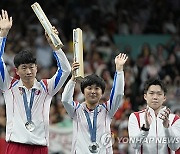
left=22, top=88, right=35, bottom=122
left=84, top=106, right=98, bottom=142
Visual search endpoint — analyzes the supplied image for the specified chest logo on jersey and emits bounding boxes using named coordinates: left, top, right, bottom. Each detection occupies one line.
left=35, top=90, right=41, bottom=95
left=18, top=87, right=40, bottom=95
left=18, top=87, right=23, bottom=95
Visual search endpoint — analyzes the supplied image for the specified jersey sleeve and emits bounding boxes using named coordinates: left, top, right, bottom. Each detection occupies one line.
left=102, top=71, right=125, bottom=118
left=43, top=48, right=71, bottom=96
left=165, top=115, right=180, bottom=151
left=128, top=113, right=149, bottom=150
left=61, top=80, right=80, bottom=118
left=0, top=37, right=13, bottom=91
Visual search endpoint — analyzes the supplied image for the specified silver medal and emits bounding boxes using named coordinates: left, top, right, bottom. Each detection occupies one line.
left=25, top=121, right=35, bottom=132
left=89, top=142, right=99, bottom=153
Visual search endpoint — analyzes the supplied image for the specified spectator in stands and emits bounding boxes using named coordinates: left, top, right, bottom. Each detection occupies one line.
left=0, top=10, right=71, bottom=154
left=61, top=53, right=128, bottom=153
left=160, top=53, right=178, bottom=81
left=139, top=43, right=151, bottom=66
left=128, top=78, right=180, bottom=153
left=140, top=54, right=160, bottom=90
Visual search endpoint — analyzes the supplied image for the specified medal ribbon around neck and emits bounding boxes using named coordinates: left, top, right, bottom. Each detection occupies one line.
left=84, top=105, right=98, bottom=143
left=22, top=88, right=35, bottom=122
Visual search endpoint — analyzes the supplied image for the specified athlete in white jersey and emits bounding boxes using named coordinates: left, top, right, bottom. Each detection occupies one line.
left=62, top=53, right=128, bottom=154
left=0, top=10, right=71, bottom=154
left=128, top=78, right=180, bottom=154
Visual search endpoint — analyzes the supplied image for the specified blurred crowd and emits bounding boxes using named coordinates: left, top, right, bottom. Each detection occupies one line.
left=0, top=0, right=180, bottom=153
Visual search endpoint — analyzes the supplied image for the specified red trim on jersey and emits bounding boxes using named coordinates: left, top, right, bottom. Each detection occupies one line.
left=134, top=112, right=140, bottom=128
left=74, top=101, right=79, bottom=107
left=175, top=148, right=180, bottom=154
left=168, top=115, right=180, bottom=154
left=42, top=79, right=48, bottom=92
left=9, top=78, right=17, bottom=89
left=171, top=115, right=180, bottom=126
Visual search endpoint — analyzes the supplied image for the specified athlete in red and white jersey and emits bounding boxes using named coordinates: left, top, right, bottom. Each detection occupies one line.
left=128, top=78, right=180, bottom=154
left=0, top=10, right=71, bottom=154
left=62, top=53, right=128, bottom=154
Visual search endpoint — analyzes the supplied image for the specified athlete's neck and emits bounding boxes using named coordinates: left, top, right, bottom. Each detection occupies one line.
left=86, top=102, right=98, bottom=111
left=22, top=80, right=34, bottom=90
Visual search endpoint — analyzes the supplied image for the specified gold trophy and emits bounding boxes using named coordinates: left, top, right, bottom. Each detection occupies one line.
left=73, top=28, right=84, bottom=80
left=31, top=2, right=63, bottom=48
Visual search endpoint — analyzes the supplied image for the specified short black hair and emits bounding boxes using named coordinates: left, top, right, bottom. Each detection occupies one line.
left=144, top=78, right=167, bottom=95
left=14, top=50, right=36, bottom=68
left=80, top=74, right=106, bottom=94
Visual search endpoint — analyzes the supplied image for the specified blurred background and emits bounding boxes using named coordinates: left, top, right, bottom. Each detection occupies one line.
left=0, top=0, right=179, bottom=153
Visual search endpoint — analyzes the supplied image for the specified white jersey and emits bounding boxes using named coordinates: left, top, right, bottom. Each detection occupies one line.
left=128, top=107, right=180, bottom=154
left=62, top=71, right=125, bottom=154
left=0, top=37, right=71, bottom=146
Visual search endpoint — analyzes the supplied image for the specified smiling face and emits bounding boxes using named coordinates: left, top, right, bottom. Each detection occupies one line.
left=84, top=84, right=103, bottom=107
left=144, top=85, right=166, bottom=112
left=80, top=74, right=105, bottom=109
left=16, top=63, right=37, bottom=84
